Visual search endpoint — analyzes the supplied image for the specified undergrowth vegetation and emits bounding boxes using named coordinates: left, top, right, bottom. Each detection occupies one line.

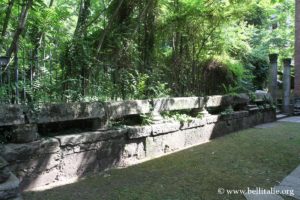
left=0, top=0, right=295, bottom=103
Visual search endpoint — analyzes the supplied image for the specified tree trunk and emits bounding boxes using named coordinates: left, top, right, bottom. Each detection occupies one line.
left=295, top=0, right=300, bottom=97
left=6, top=0, right=33, bottom=59
left=96, top=0, right=125, bottom=54
left=143, top=0, right=157, bottom=73
left=0, top=0, right=15, bottom=52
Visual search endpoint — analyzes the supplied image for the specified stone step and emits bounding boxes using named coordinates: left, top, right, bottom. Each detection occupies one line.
left=248, top=107, right=259, bottom=112
left=276, top=114, right=288, bottom=120
left=0, top=173, right=20, bottom=200
left=247, top=104, right=258, bottom=109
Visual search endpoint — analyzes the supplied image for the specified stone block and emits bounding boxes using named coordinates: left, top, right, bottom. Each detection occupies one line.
left=205, top=94, right=249, bottom=108
left=127, top=126, right=152, bottom=139
left=10, top=153, right=62, bottom=176
left=30, top=102, right=106, bottom=124
left=184, top=126, right=211, bottom=147
left=210, top=121, right=233, bottom=138
left=0, top=105, right=25, bottom=127
left=263, top=110, right=276, bottom=123
left=60, top=151, right=99, bottom=178
left=55, top=129, right=127, bottom=146
left=206, top=95, right=233, bottom=108
left=1, top=138, right=60, bottom=162
left=232, top=93, right=250, bottom=106
left=106, top=100, right=151, bottom=119
left=206, top=115, right=220, bottom=124
left=146, top=131, right=185, bottom=158
left=121, top=140, right=146, bottom=166
left=10, top=124, right=39, bottom=143
left=180, top=118, right=206, bottom=130
left=152, top=122, right=181, bottom=136
left=221, top=111, right=249, bottom=121
left=152, top=97, right=204, bottom=112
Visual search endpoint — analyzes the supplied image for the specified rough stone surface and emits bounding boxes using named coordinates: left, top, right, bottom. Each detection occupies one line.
left=10, top=124, right=39, bottom=143
left=0, top=108, right=276, bottom=192
left=121, top=140, right=146, bottom=166
left=206, top=115, right=220, bottom=124
left=106, top=100, right=151, bottom=119
left=180, top=118, right=206, bottom=130
left=205, top=95, right=232, bottom=108
left=30, top=102, right=106, bottom=124
left=152, top=97, right=204, bottom=112
left=55, top=129, right=126, bottom=146
left=205, top=94, right=249, bottom=108
left=0, top=105, right=25, bottom=127
left=221, top=111, right=249, bottom=120
left=0, top=173, right=20, bottom=200
left=184, top=126, right=213, bottom=146
left=151, top=122, right=181, bottom=136
left=127, top=126, right=152, bottom=139
left=146, top=131, right=186, bottom=158
left=1, top=139, right=60, bottom=162
left=232, top=93, right=250, bottom=106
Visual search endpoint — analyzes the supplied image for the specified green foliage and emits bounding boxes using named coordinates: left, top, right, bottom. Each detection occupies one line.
left=162, top=111, right=193, bottom=123
left=141, top=113, right=154, bottom=125
left=221, top=106, right=235, bottom=116
left=0, top=0, right=295, bottom=103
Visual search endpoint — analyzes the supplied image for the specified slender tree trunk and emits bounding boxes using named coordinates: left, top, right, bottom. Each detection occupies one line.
left=64, top=0, right=91, bottom=97
left=0, top=0, right=15, bottom=52
left=295, top=0, right=300, bottom=97
left=143, top=0, right=157, bottom=73
left=96, top=0, right=125, bottom=53
left=6, top=0, right=33, bottom=59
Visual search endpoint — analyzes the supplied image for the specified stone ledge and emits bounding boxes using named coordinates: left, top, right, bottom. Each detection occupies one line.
left=106, top=100, right=151, bottom=119
left=152, top=122, right=181, bottom=136
left=55, top=129, right=127, bottom=146
left=221, top=111, right=249, bottom=120
left=180, top=118, right=206, bottom=130
left=152, top=97, right=204, bottom=112
left=205, top=93, right=249, bottom=108
left=127, top=126, right=152, bottom=139
left=0, top=105, right=25, bottom=127
left=29, top=102, right=106, bottom=124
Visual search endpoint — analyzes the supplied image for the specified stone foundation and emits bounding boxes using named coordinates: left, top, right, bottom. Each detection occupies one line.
left=0, top=109, right=275, bottom=192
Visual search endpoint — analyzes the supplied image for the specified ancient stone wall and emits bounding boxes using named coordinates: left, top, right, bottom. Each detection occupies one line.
left=0, top=93, right=276, bottom=196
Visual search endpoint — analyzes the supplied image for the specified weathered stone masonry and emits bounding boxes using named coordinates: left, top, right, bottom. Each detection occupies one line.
left=0, top=93, right=276, bottom=197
